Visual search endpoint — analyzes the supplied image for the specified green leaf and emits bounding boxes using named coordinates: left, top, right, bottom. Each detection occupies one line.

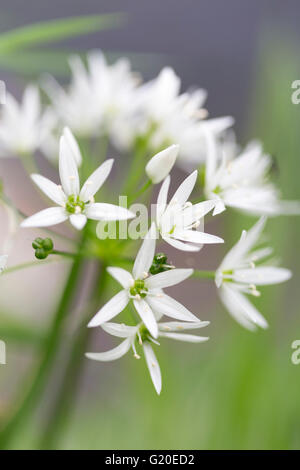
left=0, top=13, right=124, bottom=54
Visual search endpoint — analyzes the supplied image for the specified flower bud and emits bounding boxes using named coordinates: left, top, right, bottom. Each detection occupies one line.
left=32, top=237, right=54, bottom=259
left=150, top=252, right=174, bottom=274
left=145, top=144, right=179, bottom=184
left=42, top=238, right=53, bottom=251
left=35, top=248, right=47, bottom=260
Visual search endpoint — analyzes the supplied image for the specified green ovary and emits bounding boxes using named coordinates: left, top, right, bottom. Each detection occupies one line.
left=65, top=195, right=85, bottom=214
left=130, top=279, right=148, bottom=298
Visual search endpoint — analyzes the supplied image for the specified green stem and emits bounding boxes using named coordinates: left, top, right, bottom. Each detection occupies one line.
left=127, top=179, right=151, bottom=206
left=38, top=262, right=108, bottom=449
left=2, top=258, right=62, bottom=276
left=193, top=270, right=216, bottom=280
left=0, top=228, right=89, bottom=448
left=121, top=139, right=149, bottom=196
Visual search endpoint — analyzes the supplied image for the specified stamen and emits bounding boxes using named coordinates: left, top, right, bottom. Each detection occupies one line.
left=69, top=175, right=76, bottom=180
left=132, top=342, right=140, bottom=359
left=191, top=220, right=201, bottom=229
left=149, top=337, right=160, bottom=346
left=137, top=330, right=143, bottom=345
left=249, top=284, right=260, bottom=297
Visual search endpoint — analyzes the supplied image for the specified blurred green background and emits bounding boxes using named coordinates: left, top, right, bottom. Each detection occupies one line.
left=0, top=1, right=300, bottom=450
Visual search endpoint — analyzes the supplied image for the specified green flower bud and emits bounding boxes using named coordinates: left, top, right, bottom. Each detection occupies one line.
left=42, top=238, right=53, bottom=251
left=150, top=252, right=174, bottom=275
left=32, top=237, right=54, bottom=259
left=35, top=248, right=47, bottom=260
left=32, top=237, right=44, bottom=249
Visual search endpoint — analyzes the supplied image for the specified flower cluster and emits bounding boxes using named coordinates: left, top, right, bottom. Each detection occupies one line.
left=0, top=50, right=298, bottom=394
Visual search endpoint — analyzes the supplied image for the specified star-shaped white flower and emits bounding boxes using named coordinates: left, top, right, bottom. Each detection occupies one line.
left=86, top=318, right=209, bottom=394
left=88, top=224, right=199, bottom=338
left=215, top=217, right=292, bottom=330
left=204, top=132, right=300, bottom=216
left=155, top=171, right=224, bottom=251
left=21, top=133, right=135, bottom=230
left=0, top=85, right=55, bottom=157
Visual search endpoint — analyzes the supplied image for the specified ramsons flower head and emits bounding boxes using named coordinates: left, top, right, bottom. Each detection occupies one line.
left=88, top=224, right=200, bottom=338
left=21, top=132, right=135, bottom=230
left=86, top=319, right=209, bottom=394
left=215, top=217, right=292, bottom=330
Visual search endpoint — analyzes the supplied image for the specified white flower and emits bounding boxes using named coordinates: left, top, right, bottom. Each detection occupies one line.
left=88, top=223, right=200, bottom=338
left=20, top=133, right=135, bottom=230
left=155, top=171, right=224, bottom=251
left=112, top=67, right=233, bottom=167
left=86, top=318, right=209, bottom=394
left=204, top=132, right=300, bottom=216
left=44, top=51, right=139, bottom=138
left=0, top=85, right=55, bottom=157
left=215, top=217, right=292, bottom=330
left=0, top=255, right=8, bottom=273
left=145, top=144, right=179, bottom=184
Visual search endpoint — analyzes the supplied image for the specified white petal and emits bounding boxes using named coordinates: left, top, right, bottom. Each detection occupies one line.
left=146, top=144, right=179, bottom=184
left=31, top=174, right=67, bottom=206
left=132, top=222, right=157, bottom=279
left=145, top=268, right=193, bottom=289
left=220, top=217, right=266, bottom=271
left=86, top=338, right=131, bottom=362
left=63, top=127, right=82, bottom=166
left=158, top=321, right=210, bottom=331
left=159, top=332, right=209, bottom=343
left=101, top=322, right=138, bottom=338
left=0, top=255, right=8, bottom=273
left=173, top=229, right=224, bottom=245
left=133, top=298, right=158, bottom=338
left=85, top=203, right=135, bottom=221
left=170, top=170, right=197, bottom=205
left=143, top=343, right=162, bottom=395
left=163, top=236, right=200, bottom=252
left=219, top=284, right=268, bottom=330
left=233, top=267, right=292, bottom=285
left=212, top=198, right=226, bottom=216
left=182, top=200, right=216, bottom=226
left=107, top=267, right=134, bottom=289
left=80, top=159, right=114, bottom=202
left=59, top=135, right=80, bottom=196
left=21, top=207, right=68, bottom=228
left=69, top=213, right=87, bottom=230
left=156, top=176, right=170, bottom=221
left=146, top=294, right=199, bottom=322
left=88, top=290, right=129, bottom=327
left=23, top=85, right=40, bottom=122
